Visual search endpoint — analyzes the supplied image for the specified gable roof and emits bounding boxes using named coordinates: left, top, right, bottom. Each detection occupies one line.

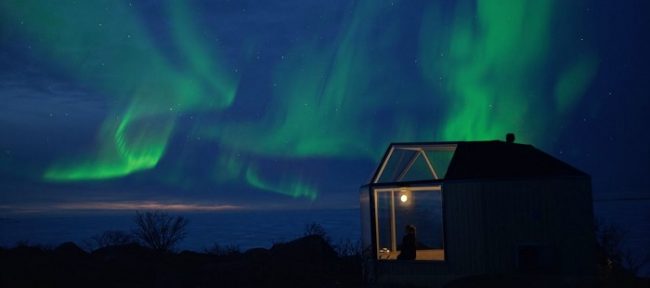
left=372, top=140, right=587, bottom=184
left=444, top=141, right=587, bottom=180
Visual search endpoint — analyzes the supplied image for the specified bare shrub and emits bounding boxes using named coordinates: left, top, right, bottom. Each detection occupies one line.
left=133, top=211, right=189, bottom=252
left=303, top=222, right=330, bottom=243
left=595, top=218, right=649, bottom=278
left=85, top=230, right=134, bottom=251
left=335, top=238, right=361, bottom=257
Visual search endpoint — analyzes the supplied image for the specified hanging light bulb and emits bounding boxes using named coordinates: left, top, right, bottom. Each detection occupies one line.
left=399, top=189, right=410, bottom=203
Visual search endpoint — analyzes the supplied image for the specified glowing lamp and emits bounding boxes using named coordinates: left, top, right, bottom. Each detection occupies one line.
left=399, top=189, right=411, bottom=204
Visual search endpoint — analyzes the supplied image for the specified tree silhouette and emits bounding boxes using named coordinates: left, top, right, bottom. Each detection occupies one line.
left=133, top=211, right=189, bottom=252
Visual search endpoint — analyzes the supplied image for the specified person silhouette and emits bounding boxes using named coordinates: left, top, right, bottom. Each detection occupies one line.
left=397, top=224, right=416, bottom=260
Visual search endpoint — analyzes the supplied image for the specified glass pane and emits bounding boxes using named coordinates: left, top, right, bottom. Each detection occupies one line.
left=376, top=191, right=393, bottom=259
left=424, top=149, right=455, bottom=179
left=395, top=190, right=444, bottom=250
left=374, top=187, right=445, bottom=261
left=401, top=152, right=435, bottom=182
left=377, top=149, right=418, bottom=183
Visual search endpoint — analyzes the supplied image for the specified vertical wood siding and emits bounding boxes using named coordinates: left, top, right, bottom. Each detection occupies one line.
left=444, top=177, right=594, bottom=276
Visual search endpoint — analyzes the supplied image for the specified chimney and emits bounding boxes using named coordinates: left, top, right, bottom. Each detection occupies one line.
left=506, top=133, right=515, bottom=143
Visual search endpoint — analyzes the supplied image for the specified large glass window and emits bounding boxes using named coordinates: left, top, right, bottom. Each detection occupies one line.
left=374, top=186, right=444, bottom=261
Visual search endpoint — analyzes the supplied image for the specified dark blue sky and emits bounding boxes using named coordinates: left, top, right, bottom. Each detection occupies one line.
left=0, top=0, right=648, bottom=213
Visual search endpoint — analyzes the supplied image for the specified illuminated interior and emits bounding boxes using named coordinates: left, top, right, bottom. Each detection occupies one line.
left=375, top=186, right=444, bottom=261
left=370, top=144, right=455, bottom=261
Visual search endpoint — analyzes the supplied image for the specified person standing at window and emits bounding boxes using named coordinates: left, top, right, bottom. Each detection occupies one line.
left=398, top=224, right=416, bottom=260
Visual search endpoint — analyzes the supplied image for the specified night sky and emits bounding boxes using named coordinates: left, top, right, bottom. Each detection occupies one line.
left=1, top=0, right=649, bottom=213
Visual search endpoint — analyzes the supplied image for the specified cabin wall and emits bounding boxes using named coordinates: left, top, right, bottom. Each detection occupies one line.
left=443, top=181, right=488, bottom=275
left=444, top=177, right=595, bottom=277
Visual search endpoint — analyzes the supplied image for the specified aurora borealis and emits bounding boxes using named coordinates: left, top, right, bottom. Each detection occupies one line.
left=1, top=0, right=649, bottom=211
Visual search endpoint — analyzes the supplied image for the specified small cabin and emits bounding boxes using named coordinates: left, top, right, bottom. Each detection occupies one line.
left=360, top=138, right=595, bottom=287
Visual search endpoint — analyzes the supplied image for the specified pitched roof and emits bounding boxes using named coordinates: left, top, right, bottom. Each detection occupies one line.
left=444, top=141, right=587, bottom=180
left=372, top=140, right=587, bottom=184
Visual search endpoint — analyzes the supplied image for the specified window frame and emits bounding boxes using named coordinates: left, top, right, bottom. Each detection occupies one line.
left=373, top=144, right=457, bottom=184
left=370, top=182, right=447, bottom=262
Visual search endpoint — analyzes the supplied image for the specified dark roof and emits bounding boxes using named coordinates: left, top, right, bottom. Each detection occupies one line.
left=443, top=141, right=587, bottom=180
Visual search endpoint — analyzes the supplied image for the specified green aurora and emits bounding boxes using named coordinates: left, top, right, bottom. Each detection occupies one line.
left=2, top=1, right=238, bottom=180
left=0, top=0, right=598, bottom=200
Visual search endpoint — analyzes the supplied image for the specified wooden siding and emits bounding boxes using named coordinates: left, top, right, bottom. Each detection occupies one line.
left=444, top=177, right=595, bottom=276
left=443, top=181, right=488, bottom=274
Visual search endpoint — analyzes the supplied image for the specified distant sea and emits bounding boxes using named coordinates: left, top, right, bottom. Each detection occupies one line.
left=0, top=209, right=361, bottom=251
left=1, top=202, right=648, bottom=276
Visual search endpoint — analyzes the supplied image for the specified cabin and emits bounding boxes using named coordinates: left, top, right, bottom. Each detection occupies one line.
left=360, top=136, right=595, bottom=287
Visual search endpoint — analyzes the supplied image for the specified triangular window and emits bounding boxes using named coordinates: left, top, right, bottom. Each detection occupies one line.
left=374, top=144, right=456, bottom=183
